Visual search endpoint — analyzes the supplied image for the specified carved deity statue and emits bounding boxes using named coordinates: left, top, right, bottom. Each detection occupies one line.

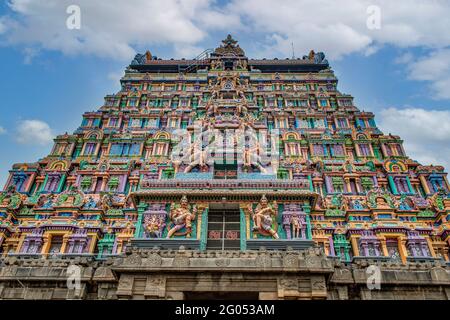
left=0, top=185, right=23, bottom=210
left=42, top=194, right=56, bottom=209
left=145, top=215, right=166, bottom=238
left=84, top=196, right=97, bottom=209
left=235, top=59, right=247, bottom=70
left=248, top=195, right=279, bottom=239
left=167, top=195, right=197, bottom=238
left=290, top=215, right=302, bottom=239
left=205, top=100, right=219, bottom=116
left=243, top=145, right=256, bottom=167
left=184, top=141, right=208, bottom=173
left=242, top=140, right=266, bottom=173
left=236, top=102, right=248, bottom=116
left=1, top=196, right=10, bottom=206
left=191, top=141, right=206, bottom=167
left=211, top=59, right=223, bottom=70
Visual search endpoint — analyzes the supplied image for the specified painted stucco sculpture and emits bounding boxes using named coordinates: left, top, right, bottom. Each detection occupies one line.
left=0, top=35, right=447, bottom=266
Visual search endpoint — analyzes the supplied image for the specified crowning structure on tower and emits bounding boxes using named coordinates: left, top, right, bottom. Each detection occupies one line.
left=1, top=35, right=449, bottom=300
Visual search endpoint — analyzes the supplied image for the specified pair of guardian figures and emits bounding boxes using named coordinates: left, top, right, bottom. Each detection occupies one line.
left=182, top=125, right=269, bottom=174
left=145, top=195, right=288, bottom=239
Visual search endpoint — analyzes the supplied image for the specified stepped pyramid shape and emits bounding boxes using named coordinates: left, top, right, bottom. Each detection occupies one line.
left=1, top=36, right=450, bottom=300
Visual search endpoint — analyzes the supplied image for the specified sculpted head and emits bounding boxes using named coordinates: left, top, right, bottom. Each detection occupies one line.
left=180, top=195, right=189, bottom=208
left=260, top=195, right=268, bottom=207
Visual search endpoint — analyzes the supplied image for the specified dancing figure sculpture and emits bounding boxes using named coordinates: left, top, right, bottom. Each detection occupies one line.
left=248, top=195, right=279, bottom=239
left=166, top=195, right=197, bottom=238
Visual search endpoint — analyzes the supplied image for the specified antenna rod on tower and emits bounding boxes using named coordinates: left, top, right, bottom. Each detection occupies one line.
left=291, top=42, right=295, bottom=59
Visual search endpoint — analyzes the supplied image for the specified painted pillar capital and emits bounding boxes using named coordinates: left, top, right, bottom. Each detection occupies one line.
left=134, top=201, right=149, bottom=239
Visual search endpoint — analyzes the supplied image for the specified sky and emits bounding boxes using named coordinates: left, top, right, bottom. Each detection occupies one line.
left=0, top=0, right=450, bottom=187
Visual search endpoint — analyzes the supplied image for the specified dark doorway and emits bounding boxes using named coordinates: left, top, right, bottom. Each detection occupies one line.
left=213, top=162, right=237, bottom=179
left=184, top=291, right=259, bottom=300
left=224, top=60, right=234, bottom=70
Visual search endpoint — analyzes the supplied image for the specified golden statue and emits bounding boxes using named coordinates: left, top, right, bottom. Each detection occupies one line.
left=167, top=195, right=197, bottom=238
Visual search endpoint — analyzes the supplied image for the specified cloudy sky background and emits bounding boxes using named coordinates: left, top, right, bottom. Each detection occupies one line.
left=0, top=0, right=449, bottom=186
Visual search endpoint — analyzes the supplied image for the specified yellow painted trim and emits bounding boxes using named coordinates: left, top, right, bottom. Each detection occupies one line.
left=350, top=236, right=360, bottom=256
left=425, top=237, right=437, bottom=258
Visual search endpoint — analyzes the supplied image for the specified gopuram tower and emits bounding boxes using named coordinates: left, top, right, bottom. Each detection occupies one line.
left=0, top=35, right=449, bottom=300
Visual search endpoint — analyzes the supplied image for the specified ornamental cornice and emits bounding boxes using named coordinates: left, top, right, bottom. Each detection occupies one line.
left=109, top=247, right=334, bottom=273
left=131, top=189, right=318, bottom=208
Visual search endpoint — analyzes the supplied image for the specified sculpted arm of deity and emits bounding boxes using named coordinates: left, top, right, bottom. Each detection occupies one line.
left=206, top=101, right=218, bottom=116
left=247, top=203, right=259, bottom=232
left=243, top=147, right=252, bottom=166
left=211, top=89, right=219, bottom=100
left=205, top=101, right=212, bottom=114
left=243, top=141, right=262, bottom=167
left=190, top=141, right=199, bottom=161
left=191, top=142, right=206, bottom=167
left=236, top=101, right=248, bottom=116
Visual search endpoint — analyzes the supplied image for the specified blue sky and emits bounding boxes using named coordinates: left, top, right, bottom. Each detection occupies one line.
left=1, top=0, right=450, bottom=187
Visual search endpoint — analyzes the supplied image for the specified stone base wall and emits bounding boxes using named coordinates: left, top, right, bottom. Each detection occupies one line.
left=0, top=248, right=449, bottom=300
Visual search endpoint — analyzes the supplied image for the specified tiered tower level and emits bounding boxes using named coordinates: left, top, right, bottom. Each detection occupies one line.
left=2, top=35, right=450, bottom=264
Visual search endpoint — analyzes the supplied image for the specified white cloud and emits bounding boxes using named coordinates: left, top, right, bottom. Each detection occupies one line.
left=404, top=49, right=450, bottom=100
left=377, top=107, right=450, bottom=171
left=394, top=52, right=414, bottom=65
left=3, top=0, right=450, bottom=60
left=173, top=43, right=206, bottom=59
left=2, top=1, right=450, bottom=98
left=0, top=126, right=6, bottom=134
left=107, top=70, right=124, bottom=84
left=22, top=47, right=39, bottom=64
left=15, top=119, right=53, bottom=145
left=0, top=18, right=6, bottom=34
left=1, top=0, right=241, bottom=61
left=227, top=0, right=450, bottom=58
left=226, top=0, right=450, bottom=99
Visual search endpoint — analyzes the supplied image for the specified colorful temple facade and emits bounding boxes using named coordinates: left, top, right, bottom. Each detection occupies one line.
left=1, top=36, right=450, bottom=299
left=2, top=35, right=450, bottom=262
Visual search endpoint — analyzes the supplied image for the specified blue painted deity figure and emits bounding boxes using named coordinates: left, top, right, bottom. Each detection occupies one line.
left=42, top=195, right=55, bottom=209
left=399, top=200, right=411, bottom=210
left=352, top=199, right=364, bottom=210
left=84, top=196, right=97, bottom=209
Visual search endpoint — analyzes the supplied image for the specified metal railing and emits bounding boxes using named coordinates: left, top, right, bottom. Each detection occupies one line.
left=179, top=49, right=213, bottom=74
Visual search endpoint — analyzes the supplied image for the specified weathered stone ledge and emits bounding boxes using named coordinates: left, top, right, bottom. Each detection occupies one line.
left=0, top=247, right=448, bottom=300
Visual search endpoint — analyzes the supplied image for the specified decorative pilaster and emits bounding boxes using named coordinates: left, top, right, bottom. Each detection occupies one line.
left=239, top=207, right=247, bottom=251
left=57, top=174, right=66, bottom=192
left=134, top=202, right=148, bottom=239
left=406, top=176, right=414, bottom=194
left=303, top=204, right=312, bottom=240
left=199, top=208, right=208, bottom=251
left=351, top=237, right=360, bottom=257
left=419, top=175, right=431, bottom=195
left=398, top=237, right=408, bottom=264
left=380, top=238, right=388, bottom=257
left=39, top=175, right=49, bottom=193
left=388, top=176, right=398, bottom=195
left=308, top=175, right=314, bottom=192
